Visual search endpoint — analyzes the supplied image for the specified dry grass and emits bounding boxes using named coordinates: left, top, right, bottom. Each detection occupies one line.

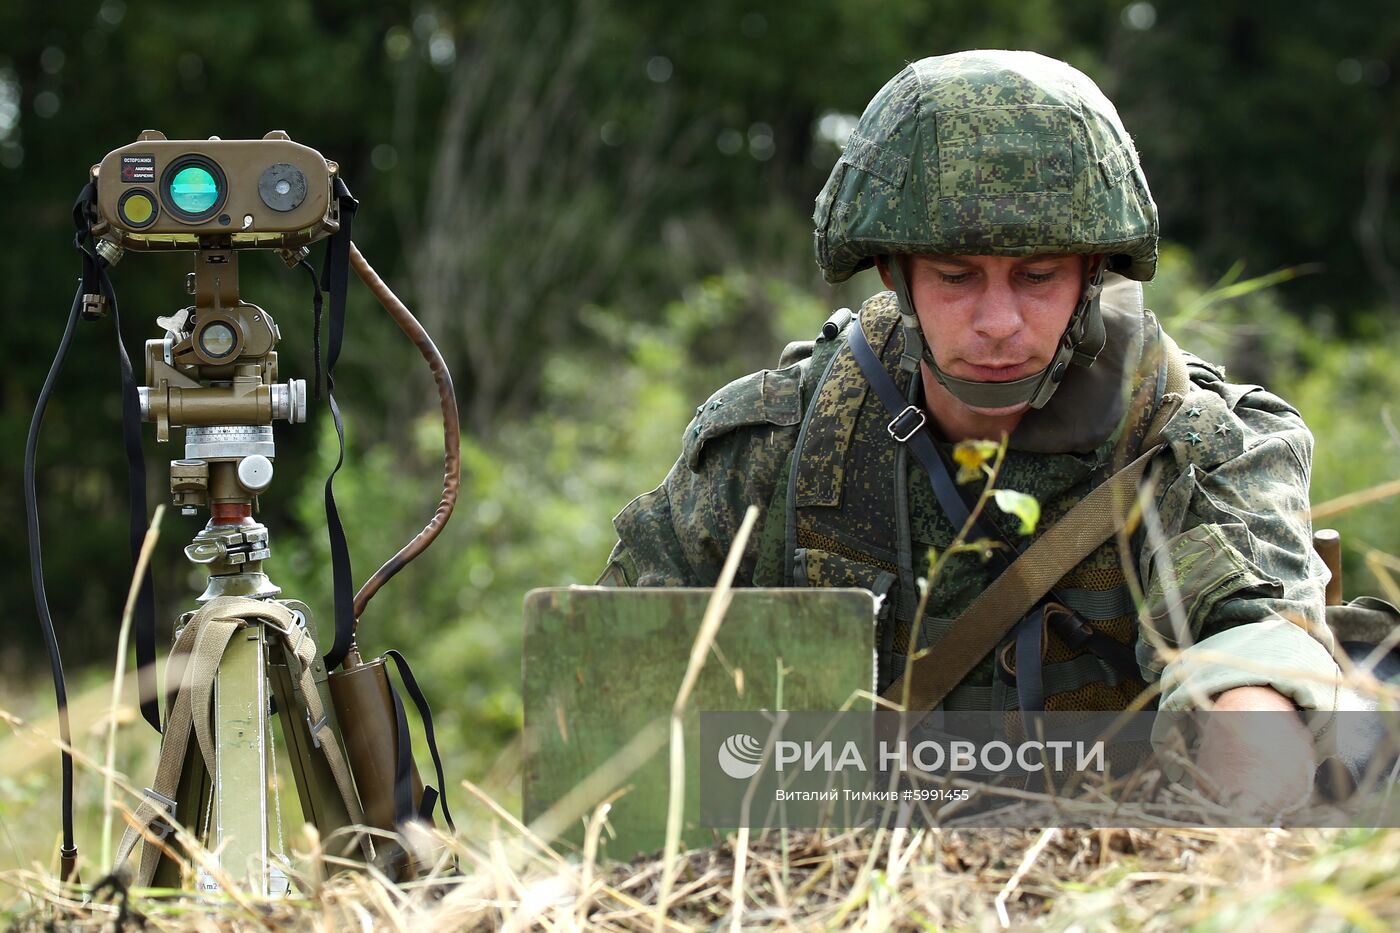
left=8, top=485, right=1400, bottom=929
left=3, top=817, right=1398, bottom=931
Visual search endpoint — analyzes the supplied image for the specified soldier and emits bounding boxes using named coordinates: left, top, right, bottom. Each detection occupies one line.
left=601, top=51, right=1340, bottom=810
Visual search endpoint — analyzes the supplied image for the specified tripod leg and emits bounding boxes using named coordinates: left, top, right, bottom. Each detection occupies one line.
left=268, top=639, right=357, bottom=855
left=206, top=624, right=275, bottom=894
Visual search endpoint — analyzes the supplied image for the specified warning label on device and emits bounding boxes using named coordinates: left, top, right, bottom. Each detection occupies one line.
left=120, top=154, right=155, bottom=183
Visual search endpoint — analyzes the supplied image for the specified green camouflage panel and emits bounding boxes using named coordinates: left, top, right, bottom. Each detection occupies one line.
left=602, top=286, right=1337, bottom=714
left=814, top=50, right=1158, bottom=284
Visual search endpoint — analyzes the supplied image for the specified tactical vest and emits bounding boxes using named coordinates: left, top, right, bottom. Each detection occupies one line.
left=779, top=291, right=1165, bottom=713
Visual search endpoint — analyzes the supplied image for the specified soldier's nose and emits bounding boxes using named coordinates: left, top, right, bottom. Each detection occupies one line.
left=971, top=288, right=1024, bottom=342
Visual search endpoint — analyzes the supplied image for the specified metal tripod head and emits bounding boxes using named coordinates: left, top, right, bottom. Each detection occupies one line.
left=87, top=130, right=338, bottom=600
left=139, top=245, right=304, bottom=600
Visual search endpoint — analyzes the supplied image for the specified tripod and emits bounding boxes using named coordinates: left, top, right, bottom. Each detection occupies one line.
left=24, top=133, right=458, bottom=891
left=111, top=247, right=369, bottom=893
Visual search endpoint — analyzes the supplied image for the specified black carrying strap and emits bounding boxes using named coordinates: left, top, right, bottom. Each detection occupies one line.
left=848, top=317, right=997, bottom=548
left=26, top=279, right=83, bottom=876
left=387, top=675, right=415, bottom=828
left=384, top=649, right=456, bottom=832
left=848, top=317, right=1138, bottom=711
left=104, top=249, right=160, bottom=734
left=297, top=259, right=325, bottom=401
left=72, top=183, right=161, bottom=733
left=320, top=177, right=359, bottom=671
left=1014, top=609, right=1048, bottom=712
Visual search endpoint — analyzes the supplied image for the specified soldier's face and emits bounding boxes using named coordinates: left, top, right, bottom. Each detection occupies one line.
left=883, top=253, right=1087, bottom=415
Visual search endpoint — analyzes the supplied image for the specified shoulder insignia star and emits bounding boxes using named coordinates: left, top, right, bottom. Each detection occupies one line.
left=1185, top=406, right=1203, bottom=418
left=1186, top=432, right=1203, bottom=445
left=1214, top=422, right=1231, bottom=436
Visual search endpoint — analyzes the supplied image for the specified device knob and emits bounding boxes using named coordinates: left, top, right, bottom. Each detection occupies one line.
left=270, top=380, right=307, bottom=423
left=237, top=454, right=275, bottom=494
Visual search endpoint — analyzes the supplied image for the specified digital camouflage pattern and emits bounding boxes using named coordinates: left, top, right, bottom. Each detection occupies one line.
left=814, top=50, right=1158, bottom=284
left=600, top=51, right=1339, bottom=723
left=601, top=281, right=1340, bottom=721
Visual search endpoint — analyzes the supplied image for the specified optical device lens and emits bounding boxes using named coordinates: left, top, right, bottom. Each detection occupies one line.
left=199, top=322, right=237, bottom=358
left=169, top=166, right=220, bottom=214
left=118, top=190, right=156, bottom=227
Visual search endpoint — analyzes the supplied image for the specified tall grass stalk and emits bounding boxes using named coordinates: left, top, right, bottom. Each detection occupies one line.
left=656, top=505, right=758, bottom=932
left=101, top=504, right=165, bottom=870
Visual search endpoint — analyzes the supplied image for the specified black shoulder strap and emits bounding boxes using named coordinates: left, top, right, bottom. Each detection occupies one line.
left=71, top=183, right=161, bottom=733
left=320, top=177, right=359, bottom=671
left=106, top=243, right=160, bottom=734
left=27, top=273, right=83, bottom=880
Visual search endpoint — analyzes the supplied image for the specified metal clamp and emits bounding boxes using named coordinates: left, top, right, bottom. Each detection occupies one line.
left=143, top=786, right=178, bottom=840
left=306, top=710, right=329, bottom=749
left=184, top=538, right=228, bottom=564
left=886, top=405, right=927, bottom=443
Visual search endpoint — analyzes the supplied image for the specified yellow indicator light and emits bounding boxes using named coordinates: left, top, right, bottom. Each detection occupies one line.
left=122, top=192, right=155, bottom=225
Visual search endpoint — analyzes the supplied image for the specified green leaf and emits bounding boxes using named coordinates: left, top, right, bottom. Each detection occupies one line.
left=994, top=489, right=1041, bottom=536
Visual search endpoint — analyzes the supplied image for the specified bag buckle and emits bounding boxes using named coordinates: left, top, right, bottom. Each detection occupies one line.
left=887, top=405, right=926, bottom=443
left=1045, top=603, right=1093, bottom=649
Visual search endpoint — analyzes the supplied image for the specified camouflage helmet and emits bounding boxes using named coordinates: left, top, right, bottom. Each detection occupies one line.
left=813, top=51, right=1158, bottom=411
left=814, top=50, right=1158, bottom=285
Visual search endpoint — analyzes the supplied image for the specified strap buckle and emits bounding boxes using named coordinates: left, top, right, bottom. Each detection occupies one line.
left=143, top=787, right=178, bottom=839
left=1044, top=603, right=1093, bottom=649
left=306, top=710, right=329, bottom=749
left=887, top=405, right=926, bottom=443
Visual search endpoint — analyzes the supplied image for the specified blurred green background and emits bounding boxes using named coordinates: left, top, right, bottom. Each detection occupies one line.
left=2, top=0, right=1399, bottom=873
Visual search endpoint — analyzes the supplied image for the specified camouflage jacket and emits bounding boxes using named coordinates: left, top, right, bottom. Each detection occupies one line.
left=601, top=278, right=1340, bottom=723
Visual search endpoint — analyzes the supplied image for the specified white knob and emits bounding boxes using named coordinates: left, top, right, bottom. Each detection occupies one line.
left=237, top=455, right=274, bottom=494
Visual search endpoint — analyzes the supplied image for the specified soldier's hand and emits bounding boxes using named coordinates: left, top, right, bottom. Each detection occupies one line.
left=1193, top=685, right=1316, bottom=821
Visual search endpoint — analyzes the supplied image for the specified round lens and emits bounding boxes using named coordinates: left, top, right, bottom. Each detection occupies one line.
left=199, top=321, right=237, bottom=358
left=118, top=187, right=156, bottom=225
left=274, top=179, right=291, bottom=195
left=169, top=165, right=220, bottom=214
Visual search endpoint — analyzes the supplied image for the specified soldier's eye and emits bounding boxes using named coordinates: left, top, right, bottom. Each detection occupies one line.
left=1023, top=270, right=1057, bottom=283
left=939, top=272, right=972, bottom=285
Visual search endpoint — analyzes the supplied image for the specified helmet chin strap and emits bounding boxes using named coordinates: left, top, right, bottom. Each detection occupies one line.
left=885, top=256, right=1107, bottom=411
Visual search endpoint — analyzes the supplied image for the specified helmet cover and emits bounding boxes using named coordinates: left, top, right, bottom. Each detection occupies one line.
left=814, top=50, right=1158, bottom=284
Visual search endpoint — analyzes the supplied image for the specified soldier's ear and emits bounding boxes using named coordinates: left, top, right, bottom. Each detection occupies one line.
left=1087, top=253, right=1106, bottom=280
left=875, top=257, right=895, bottom=291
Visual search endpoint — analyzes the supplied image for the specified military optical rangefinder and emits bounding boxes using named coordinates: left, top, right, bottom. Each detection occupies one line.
left=90, top=129, right=340, bottom=251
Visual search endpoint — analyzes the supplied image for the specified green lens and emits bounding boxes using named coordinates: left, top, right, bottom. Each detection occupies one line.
left=169, top=165, right=220, bottom=214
